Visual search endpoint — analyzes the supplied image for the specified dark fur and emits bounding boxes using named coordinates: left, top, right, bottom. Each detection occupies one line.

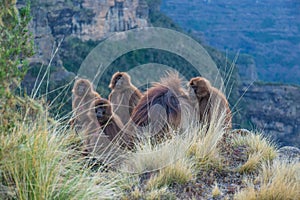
left=188, top=77, right=232, bottom=130
left=131, top=85, right=180, bottom=127
left=109, top=72, right=142, bottom=125
left=91, top=98, right=134, bottom=149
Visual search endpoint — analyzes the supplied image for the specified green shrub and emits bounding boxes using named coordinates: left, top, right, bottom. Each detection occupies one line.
left=0, top=0, right=34, bottom=96
left=0, top=0, right=34, bottom=132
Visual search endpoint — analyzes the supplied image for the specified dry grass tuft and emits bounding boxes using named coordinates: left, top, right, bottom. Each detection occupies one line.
left=146, top=159, right=193, bottom=190
left=130, top=187, right=143, bottom=200
left=212, top=182, right=222, bottom=197
left=233, top=132, right=277, bottom=173
left=234, top=186, right=256, bottom=200
left=187, top=123, right=224, bottom=171
left=145, top=187, right=175, bottom=200
left=235, top=160, right=300, bottom=200
left=0, top=112, right=125, bottom=199
left=237, top=153, right=263, bottom=173
left=121, top=129, right=192, bottom=174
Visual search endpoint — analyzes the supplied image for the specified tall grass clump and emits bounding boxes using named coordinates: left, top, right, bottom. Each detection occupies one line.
left=0, top=106, right=125, bottom=199
left=123, top=107, right=227, bottom=175
left=187, top=126, right=223, bottom=171
left=146, top=158, right=193, bottom=190
left=233, top=132, right=277, bottom=173
left=122, top=129, right=192, bottom=174
left=235, top=160, right=300, bottom=200
left=187, top=109, right=227, bottom=171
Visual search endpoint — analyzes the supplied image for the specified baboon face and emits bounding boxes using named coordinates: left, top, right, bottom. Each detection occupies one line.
left=74, top=80, right=91, bottom=97
left=188, top=77, right=210, bottom=99
left=95, top=105, right=105, bottom=119
left=95, top=104, right=108, bottom=119
left=95, top=99, right=112, bottom=123
left=110, top=72, right=131, bottom=89
left=114, top=74, right=123, bottom=87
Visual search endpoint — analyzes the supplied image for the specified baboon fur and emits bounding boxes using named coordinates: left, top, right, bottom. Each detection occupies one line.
left=71, top=78, right=101, bottom=131
left=130, top=72, right=191, bottom=140
left=188, top=77, right=232, bottom=130
left=92, top=98, right=134, bottom=149
left=109, top=72, right=142, bottom=125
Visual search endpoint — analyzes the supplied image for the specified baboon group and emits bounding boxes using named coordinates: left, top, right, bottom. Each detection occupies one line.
left=71, top=71, right=231, bottom=155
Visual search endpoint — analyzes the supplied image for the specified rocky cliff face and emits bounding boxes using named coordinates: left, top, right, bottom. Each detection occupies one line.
left=26, top=0, right=148, bottom=62
left=238, top=82, right=300, bottom=147
left=45, top=0, right=148, bottom=41
left=18, top=0, right=149, bottom=92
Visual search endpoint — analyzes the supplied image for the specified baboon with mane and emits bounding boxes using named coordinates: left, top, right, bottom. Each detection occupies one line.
left=130, top=72, right=191, bottom=140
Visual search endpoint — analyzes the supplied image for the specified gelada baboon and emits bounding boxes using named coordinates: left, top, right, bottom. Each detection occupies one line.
left=71, top=78, right=101, bottom=131
left=109, top=72, right=142, bottom=125
left=72, top=79, right=101, bottom=118
left=91, top=98, right=134, bottom=149
left=130, top=72, right=191, bottom=140
left=188, top=77, right=232, bottom=130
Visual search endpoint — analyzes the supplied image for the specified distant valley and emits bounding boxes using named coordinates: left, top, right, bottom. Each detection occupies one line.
left=161, top=0, right=300, bottom=85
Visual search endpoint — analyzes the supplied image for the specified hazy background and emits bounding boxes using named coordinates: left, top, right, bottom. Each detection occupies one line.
left=161, top=0, right=300, bottom=85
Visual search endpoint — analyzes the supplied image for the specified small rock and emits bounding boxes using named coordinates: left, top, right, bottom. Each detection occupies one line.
left=277, top=146, right=300, bottom=163
left=227, top=184, right=237, bottom=194
left=231, top=129, right=251, bottom=136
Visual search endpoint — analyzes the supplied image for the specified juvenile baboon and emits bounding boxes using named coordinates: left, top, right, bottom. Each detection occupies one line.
left=188, top=77, right=232, bottom=130
left=92, top=98, right=134, bottom=149
left=71, top=78, right=101, bottom=131
left=109, top=72, right=142, bottom=125
left=130, top=72, right=191, bottom=140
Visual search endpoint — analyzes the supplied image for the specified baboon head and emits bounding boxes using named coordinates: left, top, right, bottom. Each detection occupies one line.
left=73, top=79, right=93, bottom=97
left=94, top=98, right=113, bottom=124
left=109, top=72, right=131, bottom=89
left=188, top=77, right=211, bottom=99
